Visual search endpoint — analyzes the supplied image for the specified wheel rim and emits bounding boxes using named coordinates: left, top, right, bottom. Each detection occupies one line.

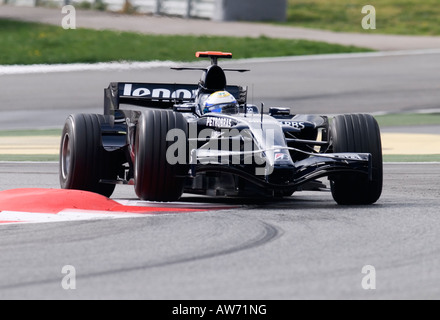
left=61, top=133, right=71, bottom=180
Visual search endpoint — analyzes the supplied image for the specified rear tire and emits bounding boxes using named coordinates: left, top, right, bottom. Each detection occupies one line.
left=330, top=114, right=383, bottom=205
left=60, top=114, right=116, bottom=198
left=134, top=110, right=188, bottom=202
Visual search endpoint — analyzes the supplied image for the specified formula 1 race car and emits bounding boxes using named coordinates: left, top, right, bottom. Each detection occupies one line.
left=59, top=51, right=383, bottom=205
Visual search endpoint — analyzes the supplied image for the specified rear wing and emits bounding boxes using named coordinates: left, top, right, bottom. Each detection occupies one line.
left=104, top=82, right=246, bottom=114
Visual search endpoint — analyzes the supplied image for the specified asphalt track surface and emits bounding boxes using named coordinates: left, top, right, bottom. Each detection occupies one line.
left=0, top=162, right=439, bottom=300
left=0, top=53, right=440, bottom=300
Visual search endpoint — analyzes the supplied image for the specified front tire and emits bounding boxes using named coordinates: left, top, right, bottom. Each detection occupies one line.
left=330, top=114, right=383, bottom=205
left=60, top=114, right=116, bottom=198
left=134, top=110, right=188, bottom=202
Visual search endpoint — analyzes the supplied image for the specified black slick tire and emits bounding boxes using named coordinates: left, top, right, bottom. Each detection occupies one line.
left=134, top=110, right=188, bottom=202
left=59, top=114, right=116, bottom=198
left=330, top=114, right=383, bottom=205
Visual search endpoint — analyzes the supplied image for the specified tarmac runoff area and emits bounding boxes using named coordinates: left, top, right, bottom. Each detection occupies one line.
left=0, top=132, right=439, bottom=159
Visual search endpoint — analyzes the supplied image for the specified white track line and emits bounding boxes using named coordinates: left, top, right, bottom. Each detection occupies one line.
left=0, top=210, right=148, bottom=225
left=2, top=49, right=440, bottom=75
left=0, top=60, right=179, bottom=75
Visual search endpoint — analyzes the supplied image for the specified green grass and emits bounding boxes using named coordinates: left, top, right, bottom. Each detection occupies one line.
left=0, top=129, right=62, bottom=137
left=285, top=0, right=440, bottom=36
left=374, top=113, right=440, bottom=127
left=0, top=19, right=372, bottom=65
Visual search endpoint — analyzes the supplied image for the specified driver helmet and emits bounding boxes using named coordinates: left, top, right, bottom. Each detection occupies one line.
left=203, top=91, right=238, bottom=114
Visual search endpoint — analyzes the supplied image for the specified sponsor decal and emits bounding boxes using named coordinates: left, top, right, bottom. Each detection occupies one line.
left=281, top=121, right=306, bottom=129
left=275, top=152, right=289, bottom=161
left=334, top=153, right=364, bottom=160
left=122, top=84, right=195, bottom=100
left=205, top=117, right=233, bottom=128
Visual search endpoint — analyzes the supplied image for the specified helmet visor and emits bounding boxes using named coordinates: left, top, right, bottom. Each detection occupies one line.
left=204, top=103, right=238, bottom=114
